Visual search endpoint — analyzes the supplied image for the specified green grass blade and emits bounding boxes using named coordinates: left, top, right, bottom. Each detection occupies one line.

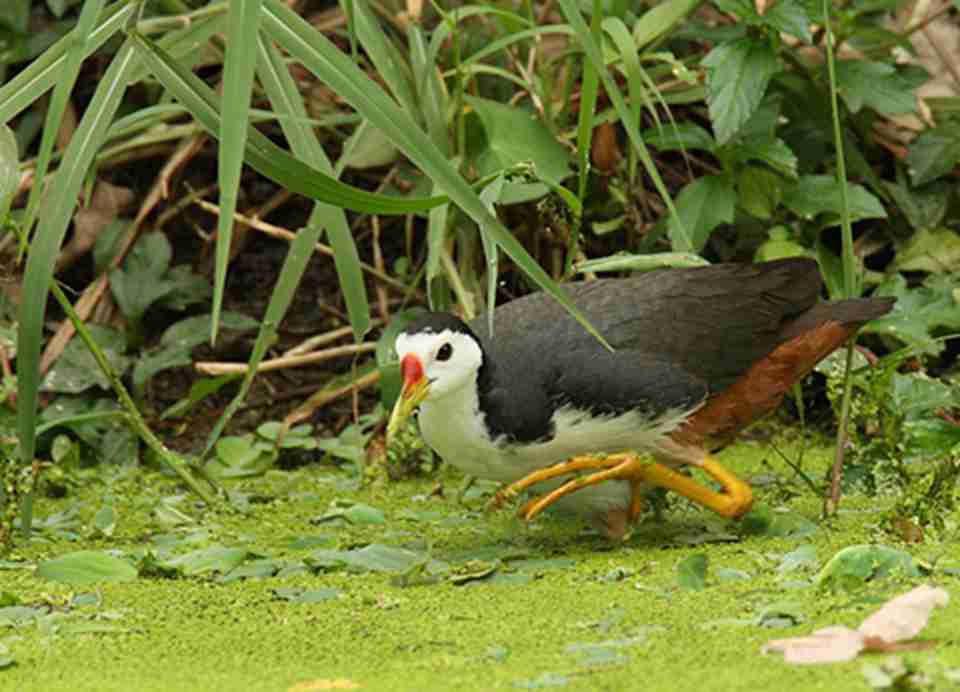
left=350, top=0, right=416, bottom=114
left=257, top=36, right=370, bottom=340
left=570, top=1, right=601, bottom=274
left=16, top=40, right=138, bottom=534
left=129, top=31, right=446, bottom=214
left=556, top=0, right=687, bottom=250
left=210, top=0, right=263, bottom=344
left=201, top=225, right=317, bottom=459
left=20, top=0, right=106, bottom=248
left=262, top=0, right=607, bottom=346
left=0, top=2, right=134, bottom=124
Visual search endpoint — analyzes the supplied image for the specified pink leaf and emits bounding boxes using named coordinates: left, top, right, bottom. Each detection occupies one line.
left=763, top=585, right=950, bottom=665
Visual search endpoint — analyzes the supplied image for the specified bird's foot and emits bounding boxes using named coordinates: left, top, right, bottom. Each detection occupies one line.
left=490, top=451, right=753, bottom=524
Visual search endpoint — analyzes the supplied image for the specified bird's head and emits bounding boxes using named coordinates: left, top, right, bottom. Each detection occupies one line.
left=386, top=313, right=483, bottom=441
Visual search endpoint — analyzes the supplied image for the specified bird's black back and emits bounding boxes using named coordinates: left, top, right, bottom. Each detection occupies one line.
left=466, top=258, right=825, bottom=442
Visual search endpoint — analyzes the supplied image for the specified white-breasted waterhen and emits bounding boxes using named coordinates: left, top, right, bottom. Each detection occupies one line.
left=386, top=258, right=894, bottom=537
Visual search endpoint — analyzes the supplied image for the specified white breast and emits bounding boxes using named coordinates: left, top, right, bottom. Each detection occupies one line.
left=417, top=382, right=695, bottom=518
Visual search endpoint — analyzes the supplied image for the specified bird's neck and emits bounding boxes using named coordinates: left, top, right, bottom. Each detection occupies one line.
left=418, top=374, right=496, bottom=464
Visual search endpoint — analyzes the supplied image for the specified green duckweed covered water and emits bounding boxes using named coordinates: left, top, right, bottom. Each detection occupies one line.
left=2, top=438, right=958, bottom=691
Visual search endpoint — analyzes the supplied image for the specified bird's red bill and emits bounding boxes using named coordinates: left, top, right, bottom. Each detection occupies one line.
left=401, top=354, right=424, bottom=388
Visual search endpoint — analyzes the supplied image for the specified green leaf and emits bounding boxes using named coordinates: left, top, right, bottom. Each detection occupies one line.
left=37, top=550, right=137, bottom=585
left=740, top=506, right=817, bottom=537
left=677, top=553, right=708, bottom=590
left=866, top=273, right=960, bottom=354
left=884, top=179, right=948, bottom=232
left=817, top=545, right=919, bottom=591
left=92, top=505, right=116, bottom=537
left=575, top=252, right=709, bottom=274
left=162, top=546, right=251, bottom=576
left=668, top=174, right=735, bottom=251
left=41, top=326, right=129, bottom=394
left=782, top=175, right=886, bottom=224
left=642, top=122, right=715, bottom=152
left=737, top=166, right=782, bottom=219
left=273, top=587, right=341, bottom=603
left=702, top=38, right=779, bottom=144
left=632, top=0, right=701, bottom=47
left=754, top=226, right=809, bottom=262
left=906, top=123, right=960, bottom=186
left=732, top=136, right=797, bottom=178
left=0, top=124, right=18, bottom=217
left=777, top=545, right=817, bottom=574
left=109, top=232, right=174, bottom=325
left=893, top=227, right=960, bottom=274
left=835, top=61, right=919, bottom=115
left=467, top=96, right=572, bottom=183
left=307, top=544, right=428, bottom=573
left=762, top=0, right=812, bottom=42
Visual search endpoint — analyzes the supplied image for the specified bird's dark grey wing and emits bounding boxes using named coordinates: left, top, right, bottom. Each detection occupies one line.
left=473, top=258, right=822, bottom=392
left=546, top=348, right=707, bottom=416
left=475, top=343, right=707, bottom=443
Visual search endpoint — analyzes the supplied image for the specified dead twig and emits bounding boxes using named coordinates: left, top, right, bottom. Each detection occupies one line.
left=195, top=342, right=376, bottom=376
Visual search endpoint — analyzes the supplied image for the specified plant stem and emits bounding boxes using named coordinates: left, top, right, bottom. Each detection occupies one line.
left=48, top=282, right=221, bottom=506
left=825, top=340, right=855, bottom=516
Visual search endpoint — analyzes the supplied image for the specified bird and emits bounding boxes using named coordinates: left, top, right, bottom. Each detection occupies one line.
left=386, top=258, right=895, bottom=538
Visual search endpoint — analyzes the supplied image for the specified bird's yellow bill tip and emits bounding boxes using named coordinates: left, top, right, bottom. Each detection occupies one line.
left=386, top=376, right=430, bottom=444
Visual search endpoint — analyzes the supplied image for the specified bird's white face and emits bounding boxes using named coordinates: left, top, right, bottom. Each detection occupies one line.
left=387, top=328, right=483, bottom=441
left=394, top=329, right=483, bottom=401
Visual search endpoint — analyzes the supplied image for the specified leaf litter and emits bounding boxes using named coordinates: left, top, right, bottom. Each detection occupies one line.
left=763, top=585, right=949, bottom=664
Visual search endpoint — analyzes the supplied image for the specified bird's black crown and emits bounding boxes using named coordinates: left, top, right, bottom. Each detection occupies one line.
left=400, top=312, right=479, bottom=342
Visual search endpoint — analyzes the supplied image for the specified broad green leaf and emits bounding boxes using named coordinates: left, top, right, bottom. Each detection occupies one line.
left=883, top=180, right=948, bottom=232
left=109, top=233, right=174, bottom=325
left=676, top=553, right=708, bottom=590
left=737, top=166, right=782, bottom=219
left=893, top=227, right=960, bottom=274
left=906, top=124, right=960, bottom=186
left=467, top=96, right=572, bottom=183
left=817, top=545, right=919, bottom=591
left=835, top=61, right=920, bottom=115
left=273, top=587, right=341, bottom=603
left=341, top=121, right=398, bottom=169
left=740, top=506, right=817, bottom=537
left=777, top=545, right=817, bottom=574
left=782, top=175, right=886, bottom=224
left=668, top=174, right=735, bottom=251
left=632, top=0, right=701, bottom=47
left=307, top=544, right=428, bottom=573
left=732, top=136, right=797, bottom=178
left=37, top=550, right=137, bottom=585
left=642, top=122, right=715, bottom=152
left=864, top=273, right=960, bottom=355
left=92, top=505, right=116, bottom=537
left=162, top=546, right=251, bottom=576
left=702, top=38, right=779, bottom=144
left=762, top=0, right=812, bottom=42
left=754, top=226, right=809, bottom=262
left=890, top=372, right=959, bottom=420
left=41, top=326, right=130, bottom=394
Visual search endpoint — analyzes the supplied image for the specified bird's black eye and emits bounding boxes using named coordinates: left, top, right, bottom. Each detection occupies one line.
left=437, top=343, right=453, bottom=361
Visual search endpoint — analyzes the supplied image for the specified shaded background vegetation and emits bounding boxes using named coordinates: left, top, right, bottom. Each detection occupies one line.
left=0, top=0, right=958, bottom=545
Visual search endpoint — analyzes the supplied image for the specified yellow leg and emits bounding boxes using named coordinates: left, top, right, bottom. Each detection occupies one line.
left=495, top=452, right=753, bottom=521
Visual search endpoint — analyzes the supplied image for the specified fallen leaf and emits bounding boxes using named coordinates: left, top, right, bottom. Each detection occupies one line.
left=763, top=585, right=949, bottom=664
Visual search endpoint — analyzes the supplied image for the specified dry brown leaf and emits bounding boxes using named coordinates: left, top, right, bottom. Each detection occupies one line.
left=763, top=585, right=949, bottom=665
left=858, top=584, right=949, bottom=643
left=287, top=679, right=360, bottom=691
